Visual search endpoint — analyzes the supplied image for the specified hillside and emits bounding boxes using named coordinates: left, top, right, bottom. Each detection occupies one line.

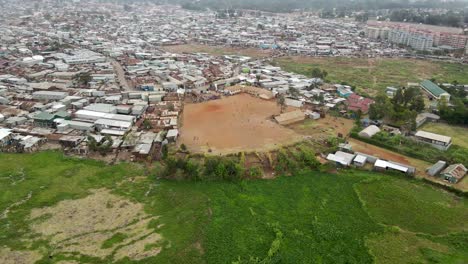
left=0, top=152, right=467, bottom=263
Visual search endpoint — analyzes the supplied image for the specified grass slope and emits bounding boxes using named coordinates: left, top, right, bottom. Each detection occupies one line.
left=0, top=152, right=467, bottom=263
left=274, top=57, right=468, bottom=95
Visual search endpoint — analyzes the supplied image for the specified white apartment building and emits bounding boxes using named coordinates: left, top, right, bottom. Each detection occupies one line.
left=365, top=26, right=389, bottom=40
left=388, top=29, right=433, bottom=51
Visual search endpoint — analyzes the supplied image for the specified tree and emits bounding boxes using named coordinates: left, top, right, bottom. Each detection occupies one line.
left=410, top=96, right=425, bottom=113
left=142, top=119, right=152, bottom=130
left=276, top=94, right=286, bottom=114
left=255, top=74, right=261, bottom=85
left=180, top=144, right=187, bottom=152
left=310, top=68, right=328, bottom=80
left=87, top=135, right=113, bottom=156
left=76, top=72, right=92, bottom=86
left=288, top=87, right=300, bottom=99
left=369, top=94, right=393, bottom=120
left=161, top=144, right=169, bottom=160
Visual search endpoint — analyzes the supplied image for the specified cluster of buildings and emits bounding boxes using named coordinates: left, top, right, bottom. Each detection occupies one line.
left=327, top=146, right=417, bottom=175
left=327, top=141, right=466, bottom=184
left=0, top=1, right=414, bottom=61
left=0, top=0, right=383, bottom=159
left=366, top=21, right=468, bottom=52
left=0, top=38, right=186, bottom=158
left=0, top=1, right=466, bottom=186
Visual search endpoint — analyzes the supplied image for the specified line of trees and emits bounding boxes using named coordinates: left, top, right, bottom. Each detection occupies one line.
left=159, top=146, right=321, bottom=181
left=385, top=10, right=467, bottom=28
left=438, top=98, right=468, bottom=125
left=172, top=0, right=468, bottom=13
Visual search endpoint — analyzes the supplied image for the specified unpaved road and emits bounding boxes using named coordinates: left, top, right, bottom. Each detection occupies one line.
left=110, top=58, right=134, bottom=91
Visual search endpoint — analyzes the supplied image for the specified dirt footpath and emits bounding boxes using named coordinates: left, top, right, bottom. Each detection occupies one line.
left=179, top=94, right=303, bottom=155
left=349, top=138, right=432, bottom=177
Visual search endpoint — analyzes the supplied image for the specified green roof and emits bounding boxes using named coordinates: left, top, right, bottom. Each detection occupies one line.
left=33, top=112, right=55, bottom=121
left=420, top=80, right=448, bottom=97
left=55, top=111, right=71, bottom=119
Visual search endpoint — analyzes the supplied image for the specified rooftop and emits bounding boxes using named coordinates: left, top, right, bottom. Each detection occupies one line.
left=415, top=130, right=451, bottom=144
left=420, top=80, right=448, bottom=97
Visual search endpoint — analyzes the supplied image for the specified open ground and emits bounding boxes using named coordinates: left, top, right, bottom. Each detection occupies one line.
left=179, top=93, right=303, bottom=155
left=274, top=56, right=468, bottom=95
left=288, top=116, right=354, bottom=139
left=161, top=44, right=274, bottom=58
left=0, top=152, right=467, bottom=263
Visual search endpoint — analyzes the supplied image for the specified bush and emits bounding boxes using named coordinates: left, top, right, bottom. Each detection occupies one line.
left=180, top=144, right=187, bottom=152
left=87, top=135, right=113, bottom=156
left=161, top=144, right=169, bottom=160
left=161, top=157, right=201, bottom=180
left=298, top=147, right=320, bottom=169
left=275, top=150, right=297, bottom=175
left=203, top=156, right=244, bottom=181
left=248, top=166, right=263, bottom=178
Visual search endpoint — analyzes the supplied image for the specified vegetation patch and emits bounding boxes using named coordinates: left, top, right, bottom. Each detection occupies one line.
left=355, top=177, right=468, bottom=235
left=274, top=57, right=468, bottom=95
left=0, top=152, right=467, bottom=263
left=29, top=189, right=162, bottom=260
left=0, top=247, right=42, bottom=264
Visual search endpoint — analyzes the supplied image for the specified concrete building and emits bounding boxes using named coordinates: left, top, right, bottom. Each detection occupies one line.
left=365, top=26, right=389, bottom=40
left=414, top=130, right=452, bottom=151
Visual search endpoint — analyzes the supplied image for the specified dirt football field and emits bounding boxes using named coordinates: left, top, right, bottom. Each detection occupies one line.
left=180, top=94, right=303, bottom=154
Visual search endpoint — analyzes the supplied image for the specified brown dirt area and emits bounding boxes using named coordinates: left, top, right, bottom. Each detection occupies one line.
left=161, top=44, right=273, bottom=58
left=289, top=116, right=354, bottom=140
left=29, top=189, right=162, bottom=261
left=0, top=247, right=42, bottom=264
left=349, top=138, right=432, bottom=177
left=179, top=93, right=304, bottom=155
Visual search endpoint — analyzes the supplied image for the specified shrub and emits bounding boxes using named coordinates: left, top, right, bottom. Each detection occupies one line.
left=248, top=166, right=263, bottom=178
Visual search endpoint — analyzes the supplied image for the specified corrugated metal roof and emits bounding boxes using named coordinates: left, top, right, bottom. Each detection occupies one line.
left=415, top=130, right=451, bottom=144
left=420, top=80, right=448, bottom=97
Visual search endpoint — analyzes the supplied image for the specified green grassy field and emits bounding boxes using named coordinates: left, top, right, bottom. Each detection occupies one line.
left=274, top=57, right=468, bottom=95
left=0, top=152, right=467, bottom=263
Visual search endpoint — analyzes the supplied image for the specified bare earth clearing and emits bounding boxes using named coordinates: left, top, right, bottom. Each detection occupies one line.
left=289, top=116, right=354, bottom=139
left=180, top=94, right=303, bottom=155
left=0, top=247, right=42, bottom=264
left=28, top=189, right=162, bottom=262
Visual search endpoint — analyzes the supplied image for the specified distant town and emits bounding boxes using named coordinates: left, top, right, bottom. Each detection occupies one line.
left=0, top=1, right=467, bottom=188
